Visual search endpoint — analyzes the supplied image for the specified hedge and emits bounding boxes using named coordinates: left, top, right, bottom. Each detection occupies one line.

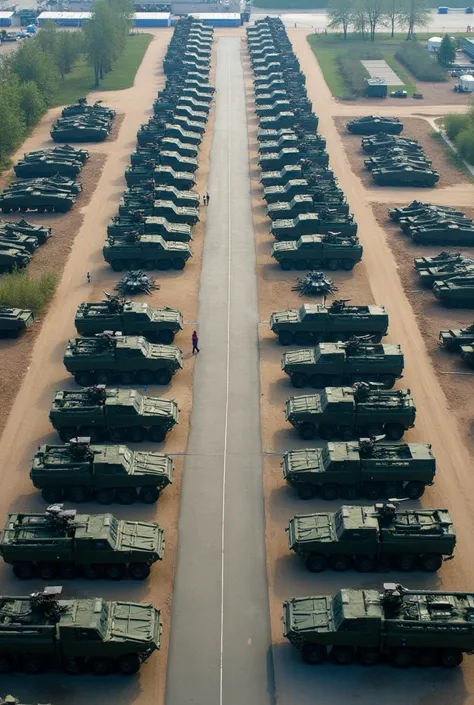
left=395, top=42, right=447, bottom=82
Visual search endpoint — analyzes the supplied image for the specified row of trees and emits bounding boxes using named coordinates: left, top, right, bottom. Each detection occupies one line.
left=327, top=0, right=431, bottom=41
left=84, top=0, right=134, bottom=87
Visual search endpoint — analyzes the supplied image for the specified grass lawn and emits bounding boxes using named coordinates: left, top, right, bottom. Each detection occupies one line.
left=52, top=33, right=153, bottom=107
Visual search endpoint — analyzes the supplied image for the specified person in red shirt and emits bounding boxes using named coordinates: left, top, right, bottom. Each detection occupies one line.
left=192, top=330, right=200, bottom=354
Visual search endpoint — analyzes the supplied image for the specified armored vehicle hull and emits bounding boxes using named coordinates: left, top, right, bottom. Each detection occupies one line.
left=410, top=224, right=474, bottom=245
left=414, top=252, right=468, bottom=270
left=271, top=215, right=357, bottom=240
left=0, top=191, right=74, bottom=214
left=419, top=264, right=474, bottom=287
left=272, top=235, right=362, bottom=272
left=439, top=325, right=474, bottom=351
left=372, top=167, right=439, bottom=187
left=433, top=278, right=474, bottom=307
left=347, top=116, right=403, bottom=135
left=0, top=307, right=34, bottom=338
left=103, top=235, right=192, bottom=272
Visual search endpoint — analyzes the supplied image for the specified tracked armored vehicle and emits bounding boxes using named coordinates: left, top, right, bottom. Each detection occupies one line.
left=372, top=165, right=439, bottom=187
left=390, top=201, right=460, bottom=222
left=347, top=116, right=403, bottom=135
left=418, top=263, right=474, bottom=287
left=48, top=386, right=179, bottom=443
left=14, top=156, right=82, bottom=179
left=103, top=234, right=192, bottom=272
left=362, top=135, right=421, bottom=154
left=271, top=213, right=357, bottom=240
left=0, top=505, right=165, bottom=580
left=271, top=234, right=362, bottom=272
left=0, top=307, right=34, bottom=338
left=433, top=276, right=474, bottom=307
left=0, top=247, right=30, bottom=272
left=0, top=187, right=75, bottom=214
left=410, top=222, right=474, bottom=245
left=439, top=324, right=474, bottom=351
left=414, top=252, right=469, bottom=271
left=0, top=219, right=51, bottom=246
left=107, top=217, right=192, bottom=242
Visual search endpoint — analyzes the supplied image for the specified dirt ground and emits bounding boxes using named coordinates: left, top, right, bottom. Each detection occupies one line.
left=334, top=115, right=471, bottom=189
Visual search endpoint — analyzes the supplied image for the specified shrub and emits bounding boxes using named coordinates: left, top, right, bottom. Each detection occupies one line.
left=455, top=125, right=474, bottom=165
left=444, top=113, right=470, bottom=141
left=337, top=48, right=382, bottom=98
left=395, top=42, right=447, bottom=82
left=0, top=270, right=58, bottom=315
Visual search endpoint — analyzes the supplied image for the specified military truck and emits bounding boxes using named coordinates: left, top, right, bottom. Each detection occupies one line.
left=270, top=301, right=389, bottom=346
left=433, top=276, right=474, bottom=307
left=288, top=503, right=455, bottom=573
left=439, top=324, right=474, bottom=351
left=284, top=583, right=474, bottom=667
left=282, top=339, right=403, bottom=389
left=0, top=586, right=160, bottom=674
left=64, top=334, right=182, bottom=386
left=271, top=234, right=362, bottom=272
left=103, top=234, right=192, bottom=272
left=30, top=438, right=172, bottom=504
left=346, top=116, right=403, bottom=135
left=0, top=505, right=165, bottom=580
left=48, top=386, right=179, bottom=443
left=285, top=383, right=416, bottom=441
left=75, top=297, right=182, bottom=344
left=0, top=307, right=34, bottom=338
left=282, top=440, right=435, bottom=500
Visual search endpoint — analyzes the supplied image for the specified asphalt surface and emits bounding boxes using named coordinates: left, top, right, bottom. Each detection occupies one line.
left=165, top=36, right=273, bottom=705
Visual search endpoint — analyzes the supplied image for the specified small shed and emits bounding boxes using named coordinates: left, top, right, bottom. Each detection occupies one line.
left=37, top=11, right=92, bottom=26
left=427, top=36, right=443, bottom=52
left=190, top=12, right=241, bottom=26
left=460, top=74, right=474, bottom=91
left=134, top=12, right=171, bottom=26
left=365, top=77, right=387, bottom=98
left=0, top=11, right=14, bottom=27
left=438, top=6, right=449, bottom=13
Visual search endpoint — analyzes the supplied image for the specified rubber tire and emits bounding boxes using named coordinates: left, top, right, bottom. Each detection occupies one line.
left=149, top=426, right=166, bottom=442
left=111, top=261, right=124, bottom=272
left=358, top=648, right=381, bottom=666
left=96, top=371, right=114, bottom=385
left=405, top=481, right=425, bottom=500
left=384, top=423, right=405, bottom=441
left=296, top=483, right=317, bottom=500
left=22, top=654, right=45, bottom=674
left=41, top=487, right=64, bottom=503
left=90, top=657, right=113, bottom=676
left=329, top=554, right=350, bottom=571
left=0, top=654, right=13, bottom=674
left=128, top=562, right=151, bottom=580
left=129, top=427, right=145, bottom=442
left=416, top=649, right=436, bottom=667
left=326, top=259, right=339, bottom=271
left=341, top=259, right=355, bottom=271
left=64, top=657, right=85, bottom=674
left=290, top=373, right=307, bottom=389
left=396, top=554, right=416, bottom=572
left=439, top=648, right=463, bottom=668
left=104, top=563, right=126, bottom=580
left=136, top=370, right=153, bottom=385
left=318, top=424, right=338, bottom=441
left=156, top=369, right=172, bottom=385
left=38, top=563, right=58, bottom=580
left=331, top=646, right=355, bottom=665
left=74, top=371, right=94, bottom=386
left=302, top=644, right=326, bottom=665
left=419, top=553, right=443, bottom=572
left=157, top=330, right=174, bottom=345
left=299, top=423, right=317, bottom=441
left=96, top=488, right=115, bottom=504
left=392, top=648, right=415, bottom=668
left=321, top=484, right=340, bottom=501
left=341, top=485, right=359, bottom=500
left=354, top=555, right=375, bottom=572
left=305, top=553, right=327, bottom=573
left=294, top=331, right=311, bottom=346
left=278, top=331, right=293, bottom=346
left=139, top=486, right=160, bottom=504
left=116, top=488, right=137, bottom=505
left=13, top=562, right=35, bottom=579
left=172, top=257, right=186, bottom=270
left=66, top=486, right=89, bottom=503
left=117, top=653, right=141, bottom=675
left=364, top=483, right=381, bottom=501
left=83, top=565, right=102, bottom=580
left=279, top=259, right=292, bottom=271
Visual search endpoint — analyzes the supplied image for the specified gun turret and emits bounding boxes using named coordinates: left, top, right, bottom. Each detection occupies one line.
left=30, top=586, right=65, bottom=621
left=69, top=436, right=95, bottom=461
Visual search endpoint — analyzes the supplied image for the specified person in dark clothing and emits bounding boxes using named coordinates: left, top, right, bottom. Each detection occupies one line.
left=206, top=192, right=210, bottom=205
left=192, top=330, right=200, bottom=354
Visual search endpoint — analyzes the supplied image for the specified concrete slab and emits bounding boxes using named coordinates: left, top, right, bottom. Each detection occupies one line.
left=361, top=59, right=404, bottom=85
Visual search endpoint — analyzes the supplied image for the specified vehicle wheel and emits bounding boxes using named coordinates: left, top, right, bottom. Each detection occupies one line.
left=326, top=258, right=339, bottom=271
left=96, top=488, right=115, bottom=504
left=139, top=486, right=160, bottom=504
left=111, top=261, right=124, bottom=272
left=305, top=553, right=327, bottom=573
left=0, top=654, right=13, bottom=674
left=129, top=427, right=145, bottom=442
left=384, top=481, right=403, bottom=499
left=279, top=258, right=292, bottom=271
left=299, top=423, right=317, bottom=441
left=341, top=485, right=359, bottom=500
left=66, top=486, right=89, bottom=503
left=379, top=375, right=396, bottom=389
left=104, top=563, right=126, bottom=580
left=341, top=259, right=355, bottom=271
left=59, top=563, right=75, bottom=579
left=364, top=483, right=381, bottom=501
left=120, top=371, right=135, bottom=385
left=416, top=649, right=436, bottom=667
left=156, top=330, right=174, bottom=345
left=116, top=488, right=137, bottom=505
left=42, top=487, right=64, bottom=503
left=156, top=369, right=172, bottom=385
left=109, top=428, right=126, bottom=442
left=128, top=562, right=151, bottom=580
left=318, top=424, right=338, bottom=440
left=296, top=483, right=317, bottom=500
left=321, top=484, right=340, bottom=501
left=22, top=654, right=46, bottom=674
left=309, top=375, right=324, bottom=389
left=90, top=657, right=113, bottom=676
left=12, top=561, right=35, bottom=579
left=396, top=553, right=416, bottom=571
left=439, top=648, right=463, bottom=668
left=302, top=644, right=326, bottom=665
left=172, top=257, right=186, bottom=270
left=117, top=653, right=141, bottom=676
left=330, top=646, right=355, bottom=665
left=294, top=259, right=308, bottom=271
left=64, top=657, right=85, bottom=674
left=136, top=369, right=153, bottom=385
left=354, top=555, right=375, bottom=572
left=74, top=371, right=94, bottom=386
left=38, top=562, right=58, bottom=580
left=149, top=426, right=166, bottom=442
left=419, top=553, right=443, bottom=572
left=83, top=564, right=102, bottom=580
left=96, top=370, right=113, bottom=385
left=278, top=331, right=293, bottom=346
left=290, top=372, right=307, bottom=389
left=384, top=422, right=405, bottom=441
left=79, top=427, right=99, bottom=443
left=156, top=260, right=171, bottom=271
left=145, top=261, right=156, bottom=271
left=1, top=208, right=10, bottom=214
left=7, top=330, right=20, bottom=339
left=294, top=331, right=311, bottom=346
left=358, top=647, right=381, bottom=666
left=59, top=428, right=77, bottom=442
left=329, top=554, right=350, bottom=571
left=392, top=648, right=415, bottom=668
left=405, top=481, right=425, bottom=500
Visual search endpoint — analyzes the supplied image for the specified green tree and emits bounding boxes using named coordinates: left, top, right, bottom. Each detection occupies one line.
left=327, top=0, right=353, bottom=39
left=438, top=34, right=456, bottom=66
left=0, top=77, right=26, bottom=163
left=352, top=0, right=369, bottom=39
left=19, top=81, right=46, bottom=128
left=10, top=40, right=59, bottom=105
left=363, top=0, right=385, bottom=41
left=399, top=0, right=430, bottom=39
left=56, top=31, right=83, bottom=78
left=384, top=0, right=403, bottom=37
left=36, top=21, right=59, bottom=56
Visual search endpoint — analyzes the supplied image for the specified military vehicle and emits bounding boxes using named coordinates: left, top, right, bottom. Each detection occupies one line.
left=282, top=339, right=403, bottom=389
left=365, top=152, right=429, bottom=172
left=48, top=385, right=179, bottom=443
left=363, top=135, right=421, bottom=154
left=0, top=219, right=51, bottom=246
left=0, top=698, right=47, bottom=705
left=64, top=333, right=182, bottom=386
left=372, top=165, right=440, bottom=187
left=258, top=148, right=301, bottom=171
left=263, top=179, right=310, bottom=204
left=0, top=585, right=160, bottom=674
left=389, top=201, right=460, bottom=222
left=414, top=251, right=469, bottom=271
left=26, top=144, right=89, bottom=164
left=107, top=216, right=192, bottom=242
left=433, top=276, right=474, bottom=307
left=418, top=262, right=474, bottom=287
left=152, top=166, right=196, bottom=190
left=103, top=234, right=192, bottom=272
left=285, top=383, right=416, bottom=441
left=257, top=127, right=294, bottom=141
left=346, top=116, right=403, bottom=135
left=62, top=97, right=115, bottom=119
left=284, top=582, right=474, bottom=667
left=0, top=307, right=34, bottom=338
left=271, top=213, right=357, bottom=240
left=154, top=185, right=200, bottom=208
left=137, top=123, right=202, bottom=148
left=9, top=175, right=81, bottom=195
left=51, top=116, right=111, bottom=143
left=439, top=324, right=474, bottom=351
left=75, top=297, right=182, bottom=344
left=400, top=215, right=468, bottom=236
left=0, top=187, right=75, bottom=214
left=410, top=222, right=474, bottom=245
left=282, top=440, right=435, bottom=500
left=0, top=230, right=37, bottom=253
left=260, top=164, right=303, bottom=187
left=30, top=438, right=173, bottom=504
left=270, top=301, right=388, bottom=346
left=152, top=200, right=199, bottom=225
left=0, top=247, right=30, bottom=272
left=267, top=195, right=319, bottom=220
left=271, top=234, right=362, bottom=272
left=14, top=155, right=83, bottom=179
left=0, top=505, right=165, bottom=580
left=460, top=344, right=474, bottom=367
left=288, top=503, right=455, bottom=573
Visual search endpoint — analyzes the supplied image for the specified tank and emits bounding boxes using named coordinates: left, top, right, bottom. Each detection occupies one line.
left=64, top=333, right=182, bottom=387
left=264, top=179, right=310, bottom=204
left=0, top=586, right=160, bottom=674
left=439, top=323, right=474, bottom=351
left=401, top=215, right=468, bottom=235
left=14, top=156, right=82, bottom=179
left=271, top=213, right=357, bottom=240
left=0, top=219, right=51, bottom=245
left=418, top=263, right=474, bottom=287
left=107, top=217, right=192, bottom=242
left=0, top=188, right=75, bottom=214
left=362, top=135, right=421, bottom=154
left=433, top=276, right=474, bottom=307
left=346, top=116, right=403, bottom=135
left=288, top=503, right=455, bottom=573
left=75, top=297, right=183, bottom=343
left=271, top=234, right=362, bottom=272
left=390, top=201, right=459, bottom=222
left=0, top=231, right=38, bottom=253
left=103, top=234, right=192, bottom=272
left=0, top=307, right=34, bottom=338
left=152, top=166, right=196, bottom=190
left=414, top=251, right=469, bottom=271
left=48, top=386, right=179, bottom=443
left=0, top=505, right=165, bottom=580
left=372, top=165, right=440, bottom=187
left=284, top=583, right=474, bottom=667
left=410, top=222, right=474, bottom=245
left=0, top=247, right=30, bottom=272
left=282, top=339, right=403, bottom=389
left=270, top=301, right=388, bottom=346
left=285, top=383, right=416, bottom=441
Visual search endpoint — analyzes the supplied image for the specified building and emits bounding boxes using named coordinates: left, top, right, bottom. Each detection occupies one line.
left=0, top=10, right=14, bottom=27
left=37, top=10, right=171, bottom=26
left=189, top=11, right=241, bottom=25
left=134, top=11, right=171, bottom=25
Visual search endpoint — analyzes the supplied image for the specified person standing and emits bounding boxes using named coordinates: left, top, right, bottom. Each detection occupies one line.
left=192, top=330, right=200, bottom=354
left=86, top=272, right=91, bottom=283
left=206, top=191, right=210, bottom=205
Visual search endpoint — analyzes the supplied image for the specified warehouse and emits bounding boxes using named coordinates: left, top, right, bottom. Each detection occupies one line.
left=134, top=12, right=171, bottom=26
left=189, top=12, right=242, bottom=26
left=37, top=10, right=171, bottom=26
left=0, top=10, right=14, bottom=27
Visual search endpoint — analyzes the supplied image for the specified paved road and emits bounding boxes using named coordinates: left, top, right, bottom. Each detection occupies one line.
left=166, top=36, right=273, bottom=705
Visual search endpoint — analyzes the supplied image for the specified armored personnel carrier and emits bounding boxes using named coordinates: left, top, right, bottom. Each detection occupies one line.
left=103, top=234, right=192, bottom=272
left=271, top=213, right=357, bottom=240
left=152, top=200, right=199, bottom=225
left=267, top=195, right=318, bottom=220
left=64, top=333, right=182, bottom=386
left=152, top=166, right=196, bottom=190
left=414, top=251, right=469, bottom=271
left=154, top=185, right=200, bottom=208
left=263, top=179, right=310, bottom=204
left=26, top=144, right=89, bottom=164
left=107, top=216, right=192, bottom=242
left=0, top=505, right=165, bottom=580
left=390, top=201, right=460, bottom=222
left=418, top=262, right=474, bottom=288
left=271, top=234, right=362, bottom=272
left=31, top=438, right=173, bottom=504
left=0, top=247, right=30, bottom=272
left=258, top=148, right=301, bottom=171
left=285, top=383, right=416, bottom=441
left=260, top=164, right=303, bottom=188
left=284, top=582, right=474, bottom=667
left=270, top=301, right=388, bottom=346
left=439, top=324, right=474, bottom=351
left=362, top=134, right=421, bottom=154
left=0, top=219, right=51, bottom=246
left=62, top=97, right=115, bottom=119
left=288, top=503, right=455, bottom=573
left=410, top=222, right=474, bottom=245
left=433, top=276, right=474, bottom=307
left=48, top=385, right=179, bottom=443
left=9, top=176, right=81, bottom=195
left=51, top=116, right=111, bottom=143
left=372, top=165, right=440, bottom=187
left=75, top=297, right=182, bottom=344
left=0, top=230, right=37, bottom=254
left=0, top=307, right=34, bottom=338
left=257, top=127, right=294, bottom=141
left=14, top=154, right=83, bottom=179
left=282, top=339, right=403, bottom=389
left=0, top=698, right=48, bottom=705
left=0, top=585, right=160, bottom=674
left=282, top=440, right=435, bottom=500
left=0, top=187, right=75, bottom=214
left=460, top=344, right=474, bottom=367
left=346, top=116, right=403, bottom=135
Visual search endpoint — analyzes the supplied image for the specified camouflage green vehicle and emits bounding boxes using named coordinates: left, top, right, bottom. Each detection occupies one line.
left=267, top=195, right=316, bottom=220
left=372, top=165, right=440, bottom=187
left=288, top=503, right=455, bottom=573
left=48, top=386, right=179, bottom=443
left=0, top=505, right=165, bottom=580
left=439, top=324, right=474, bottom=351
left=107, top=217, right=192, bottom=242
left=390, top=201, right=460, bottom=222
left=0, top=307, right=34, bottom=338
left=0, top=187, right=75, bottom=214
left=284, top=583, right=474, bottom=667
left=30, top=438, right=173, bottom=504
left=51, top=118, right=111, bottom=143
left=271, top=234, right=362, bottom=272
left=152, top=200, right=199, bottom=225
left=26, top=144, right=89, bottom=164
left=418, top=263, right=474, bottom=288
left=271, top=213, right=357, bottom=240
left=414, top=251, right=468, bottom=271
left=0, top=231, right=37, bottom=254
left=263, top=179, right=310, bottom=204
left=154, top=185, right=200, bottom=208
left=285, top=383, right=416, bottom=441
left=0, top=219, right=51, bottom=245
left=270, top=301, right=389, bottom=346
left=410, top=222, right=474, bottom=245
left=14, top=155, right=82, bottom=179
left=261, top=164, right=309, bottom=187
left=257, top=126, right=294, bottom=141
left=153, top=166, right=196, bottom=190
left=103, top=234, right=192, bottom=272
left=173, top=106, right=207, bottom=125
left=155, top=151, right=199, bottom=173
left=255, top=90, right=288, bottom=106
left=433, top=276, right=474, bottom=307
left=0, top=247, right=30, bottom=273
left=282, top=440, right=435, bottom=500
left=161, top=137, right=200, bottom=157
left=0, top=586, right=161, bottom=674
left=460, top=344, right=474, bottom=367
left=346, top=115, right=403, bottom=135
left=64, top=334, right=182, bottom=387
left=258, top=148, right=301, bottom=171
left=282, top=339, right=404, bottom=389
left=75, top=297, right=182, bottom=344
left=362, top=134, right=421, bottom=154
left=171, top=115, right=206, bottom=135
left=0, top=697, right=47, bottom=705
